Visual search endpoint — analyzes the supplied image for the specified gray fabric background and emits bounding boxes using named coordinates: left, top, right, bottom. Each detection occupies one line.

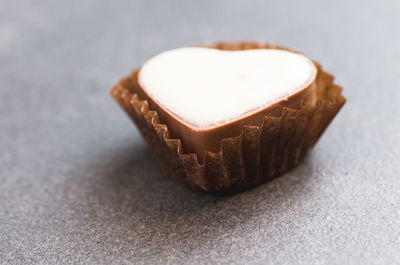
left=1, top=0, right=399, bottom=264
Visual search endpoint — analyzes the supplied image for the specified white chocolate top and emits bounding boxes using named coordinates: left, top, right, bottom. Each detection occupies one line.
left=138, top=47, right=316, bottom=129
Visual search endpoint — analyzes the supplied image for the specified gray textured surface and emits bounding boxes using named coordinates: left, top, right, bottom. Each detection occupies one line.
left=1, top=0, right=400, bottom=264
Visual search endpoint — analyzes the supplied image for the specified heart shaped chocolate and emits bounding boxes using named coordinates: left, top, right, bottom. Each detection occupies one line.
left=139, top=47, right=317, bottom=130
left=111, top=42, right=345, bottom=191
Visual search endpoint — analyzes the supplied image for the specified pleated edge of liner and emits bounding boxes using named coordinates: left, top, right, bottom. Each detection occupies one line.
left=110, top=64, right=346, bottom=191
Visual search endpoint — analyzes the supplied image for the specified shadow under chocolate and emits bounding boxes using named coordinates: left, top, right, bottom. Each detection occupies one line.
left=76, top=141, right=315, bottom=255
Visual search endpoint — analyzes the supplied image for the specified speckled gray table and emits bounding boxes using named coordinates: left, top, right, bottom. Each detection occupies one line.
left=1, top=0, right=400, bottom=264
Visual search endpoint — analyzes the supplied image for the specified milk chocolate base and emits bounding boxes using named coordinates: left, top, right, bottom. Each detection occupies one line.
left=145, top=81, right=317, bottom=162
left=111, top=42, right=346, bottom=192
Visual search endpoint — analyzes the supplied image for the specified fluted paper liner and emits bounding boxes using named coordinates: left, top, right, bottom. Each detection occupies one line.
left=110, top=42, right=346, bottom=192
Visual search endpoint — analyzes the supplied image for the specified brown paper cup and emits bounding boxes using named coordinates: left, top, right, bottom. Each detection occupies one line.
left=110, top=42, right=346, bottom=192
